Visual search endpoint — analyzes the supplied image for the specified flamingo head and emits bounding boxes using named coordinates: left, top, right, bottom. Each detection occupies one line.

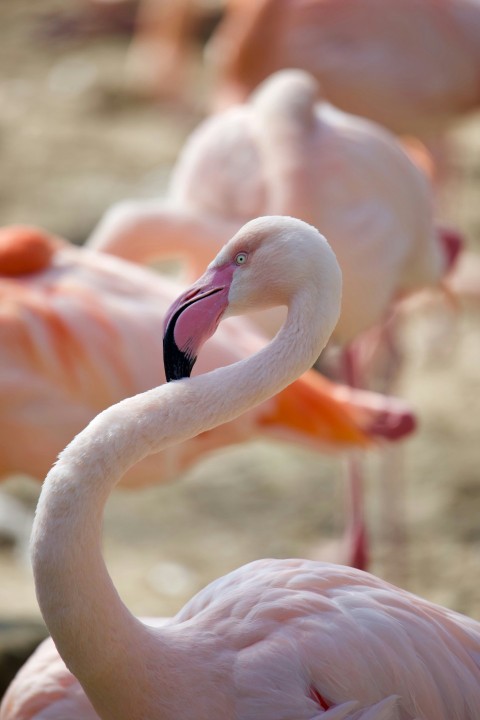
left=163, top=216, right=341, bottom=382
left=0, top=225, right=58, bottom=276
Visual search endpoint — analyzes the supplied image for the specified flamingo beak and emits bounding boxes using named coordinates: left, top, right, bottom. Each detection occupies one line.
left=163, top=264, right=235, bottom=382
left=438, top=227, right=464, bottom=274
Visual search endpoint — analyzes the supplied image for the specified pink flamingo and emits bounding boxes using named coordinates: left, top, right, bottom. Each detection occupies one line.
left=88, top=70, right=457, bottom=566
left=116, top=0, right=480, bottom=140
left=89, top=70, right=455, bottom=347
left=208, top=0, right=480, bottom=136
left=0, top=224, right=413, bottom=490
left=2, top=216, right=479, bottom=719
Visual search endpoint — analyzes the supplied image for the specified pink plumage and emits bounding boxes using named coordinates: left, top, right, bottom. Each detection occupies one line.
left=0, top=224, right=413, bottom=488
left=120, top=0, right=480, bottom=139
left=2, top=217, right=479, bottom=719
left=3, top=561, right=480, bottom=719
left=89, top=70, right=451, bottom=344
left=209, top=0, right=480, bottom=137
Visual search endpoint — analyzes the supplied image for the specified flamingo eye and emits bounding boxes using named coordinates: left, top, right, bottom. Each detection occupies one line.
left=234, top=252, right=248, bottom=266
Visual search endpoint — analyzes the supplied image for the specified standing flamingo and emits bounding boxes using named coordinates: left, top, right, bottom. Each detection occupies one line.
left=2, top=216, right=480, bottom=719
left=89, top=70, right=455, bottom=346
left=113, top=0, right=480, bottom=139
left=0, top=224, right=414, bottom=489
left=88, top=70, right=454, bottom=566
left=208, top=0, right=480, bottom=136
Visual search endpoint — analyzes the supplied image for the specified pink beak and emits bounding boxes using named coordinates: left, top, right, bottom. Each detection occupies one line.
left=163, top=263, right=235, bottom=381
left=438, top=227, right=464, bottom=274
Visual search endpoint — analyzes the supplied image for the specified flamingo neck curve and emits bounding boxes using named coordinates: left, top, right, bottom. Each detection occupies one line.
left=30, top=270, right=340, bottom=719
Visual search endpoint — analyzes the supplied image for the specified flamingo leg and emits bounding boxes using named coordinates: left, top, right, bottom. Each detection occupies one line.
left=342, top=317, right=410, bottom=577
left=365, top=317, right=410, bottom=585
left=342, top=452, right=369, bottom=571
left=341, top=343, right=369, bottom=570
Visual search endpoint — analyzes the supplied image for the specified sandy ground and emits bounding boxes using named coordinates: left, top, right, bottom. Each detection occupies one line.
left=1, top=0, right=480, bottom=693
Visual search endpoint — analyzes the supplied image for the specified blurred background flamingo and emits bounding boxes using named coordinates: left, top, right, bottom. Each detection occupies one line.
left=88, top=70, right=459, bottom=379
left=0, top=225, right=417, bottom=571
left=1, top=224, right=412, bottom=484
left=87, top=69, right=462, bottom=573
left=112, top=0, right=480, bottom=140
left=113, top=0, right=480, bottom=189
left=207, top=0, right=480, bottom=134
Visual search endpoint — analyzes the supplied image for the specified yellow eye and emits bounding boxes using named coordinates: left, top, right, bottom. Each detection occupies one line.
left=235, top=252, right=248, bottom=265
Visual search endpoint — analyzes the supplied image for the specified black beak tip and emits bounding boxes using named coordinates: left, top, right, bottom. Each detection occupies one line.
left=163, top=320, right=197, bottom=382
left=163, top=291, right=212, bottom=381
left=164, top=345, right=197, bottom=382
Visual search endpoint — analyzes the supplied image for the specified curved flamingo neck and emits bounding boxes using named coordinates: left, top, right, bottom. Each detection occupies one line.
left=89, top=203, right=236, bottom=279
left=30, top=276, right=338, bottom=718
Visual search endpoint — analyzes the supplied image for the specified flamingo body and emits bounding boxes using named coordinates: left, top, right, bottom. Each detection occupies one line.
left=3, top=560, right=480, bottom=719
left=0, top=618, right=170, bottom=720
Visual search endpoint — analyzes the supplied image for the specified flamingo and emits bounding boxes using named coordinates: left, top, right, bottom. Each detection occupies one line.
left=2, top=216, right=480, bottom=719
left=88, top=70, right=456, bottom=347
left=113, top=0, right=480, bottom=139
left=208, top=0, right=480, bottom=136
left=0, top=224, right=414, bottom=490
left=88, top=70, right=456, bottom=566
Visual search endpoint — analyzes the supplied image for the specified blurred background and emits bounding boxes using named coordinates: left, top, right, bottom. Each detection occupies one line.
left=0, top=0, right=480, bottom=697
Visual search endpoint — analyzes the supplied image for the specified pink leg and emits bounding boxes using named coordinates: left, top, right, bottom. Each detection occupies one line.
left=342, top=344, right=369, bottom=571
left=342, top=452, right=369, bottom=570
left=343, top=317, right=410, bottom=578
